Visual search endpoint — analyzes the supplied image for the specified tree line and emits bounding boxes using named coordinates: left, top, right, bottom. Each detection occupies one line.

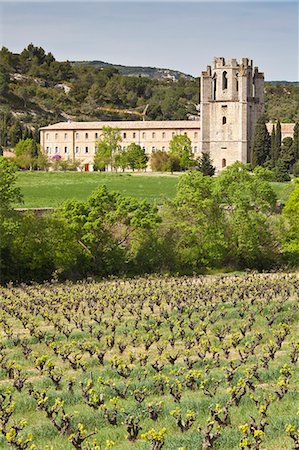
left=250, top=117, right=299, bottom=180
left=1, top=157, right=298, bottom=284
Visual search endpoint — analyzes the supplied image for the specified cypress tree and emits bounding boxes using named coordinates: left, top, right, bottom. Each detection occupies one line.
left=270, top=125, right=276, bottom=163
left=274, top=120, right=281, bottom=162
left=197, top=152, right=216, bottom=176
left=293, top=122, right=299, bottom=162
left=250, top=116, right=270, bottom=168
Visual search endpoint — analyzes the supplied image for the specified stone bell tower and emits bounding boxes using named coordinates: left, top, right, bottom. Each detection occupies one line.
left=200, top=57, right=264, bottom=170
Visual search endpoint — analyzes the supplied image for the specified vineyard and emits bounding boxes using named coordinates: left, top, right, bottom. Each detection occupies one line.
left=0, top=273, right=298, bottom=449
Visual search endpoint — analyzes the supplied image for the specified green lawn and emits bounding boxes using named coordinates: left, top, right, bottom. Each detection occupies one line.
left=15, top=171, right=179, bottom=208
left=14, top=171, right=292, bottom=208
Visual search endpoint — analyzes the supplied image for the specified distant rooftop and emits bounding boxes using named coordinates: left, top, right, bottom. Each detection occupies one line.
left=40, top=120, right=201, bottom=131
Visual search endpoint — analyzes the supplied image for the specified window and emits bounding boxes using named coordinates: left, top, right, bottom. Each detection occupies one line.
left=46, top=133, right=49, bottom=140
left=142, top=146, right=146, bottom=151
left=123, top=132, right=127, bottom=139
left=222, top=158, right=227, bottom=168
left=123, top=146, right=126, bottom=150
left=55, top=146, right=58, bottom=152
left=95, top=133, right=98, bottom=139
left=194, top=146, right=198, bottom=153
left=133, top=132, right=136, bottom=139
left=85, top=146, right=88, bottom=153
left=152, top=146, right=156, bottom=151
left=194, top=132, right=198, bottom=139
left=85, top=133, right=88, bottom=139
left=222, top=71, right=228, bottom=90
left=75, top=146, right=79, bottom=154
left=64, top=147, right=68, bottom=154
left=142, top=132, right=146, bottom=139
left=46, top=146, right=50, bottom=154
left=162, top=132, right=166, bottom=139
left=55, top=133, right=58, bottom=140
left=236, top=76, right=239, bottom=92
left=213, top=75, right=217, bottom=100
left=162, top=146, right=165, bottom=151
left=64, top=133, right=68, bottom=140
left=172, top=132, right=175, bottom=137
left=152, top=132, right=156, bottom=139
left=222, top=116, right=227, bottom=125
left=184, top=132, right=187, bottom=136
left=76, top=132, right=79, bottom=139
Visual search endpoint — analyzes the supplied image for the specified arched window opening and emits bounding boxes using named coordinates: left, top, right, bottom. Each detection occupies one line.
left=222, top=158, right=227, bottom=168
left=236, top=76, right=239, bottom=92
left=222, top=71, right=228, bottom=90
left=213, top=75, right=217, bottom=100
left=222, top=116, right=227, bottom=125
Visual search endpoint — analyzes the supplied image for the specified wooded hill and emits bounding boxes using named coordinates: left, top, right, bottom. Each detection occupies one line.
left=0, top=44, right=298, bottom=148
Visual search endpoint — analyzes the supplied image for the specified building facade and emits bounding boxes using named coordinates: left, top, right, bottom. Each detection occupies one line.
left=40, top=120, right=201, bottom=171
left=40, top=56, right=269, bottom=172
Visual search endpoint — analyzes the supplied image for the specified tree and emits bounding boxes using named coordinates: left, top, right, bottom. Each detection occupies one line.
left=14, top=138, right=39, bottom=169
left=0, top=157, right=22, bottom=212
left=159, top=171, right=226, bottom=272
left=94, top=126, right=121, bottom=171
left=282, top=179, right=299, bottom=265
left=270, top=125, right=276, bottom=165
left=293, top=122, right=299, bottom=162
left=0, top=157, right=23, bottom=283
left=168, top=135, right=193, bottom=170
left=150, top=150, right=171, bottom=172
left=196, top=152, right=215, bottom=176
left=274, top=120, right=282, bottom=162
left=215, top=162, right=278, bottom=268
left=250, top=116, right=270, bottom=168
left=280, top=137, right=295, bottom=171
left=126, top=143, right=148, bottom=171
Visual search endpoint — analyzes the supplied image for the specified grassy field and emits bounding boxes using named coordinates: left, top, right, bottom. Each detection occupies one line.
left=0, top=273, right=298, bottom=449
left=14, top=172, right=179, bottom=208
left=14, top=171, right=292, bottom=208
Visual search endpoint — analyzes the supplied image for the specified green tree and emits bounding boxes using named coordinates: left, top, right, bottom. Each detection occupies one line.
left=150, top=150, right=171, bottom=172
left=270, top=125, right=276, bottom=165
left=215, top=162, right=278, bottom=268
left=94, top=126, right=121, bottom=171
left=282, top=179, right=299, bottom=265
left=113, top=150, right=128, bottom=172
left=293, top=122, right=299, bottom=162
left=14, top=138, right=38, bottom=169
left=126, top=143, right=148, bottom=171
left=196, top=152, right=215, bottom=176
left=280, top=137, right=295, bottom=171
left=159, top=171, right=226, bottom=272
left=275, top=120, right=282, bottom=162
left=250, top=116, right=270, bottom=168
left=0, top=157, right=23, bottom=283
left=168, top=134, right=193, bottom=170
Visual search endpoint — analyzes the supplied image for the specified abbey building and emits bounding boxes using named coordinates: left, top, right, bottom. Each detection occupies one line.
left=40, top=57, right=281, bottom=172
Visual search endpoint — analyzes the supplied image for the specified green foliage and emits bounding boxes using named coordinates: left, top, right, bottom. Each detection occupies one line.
left=125, top=143, right=148, bottom=171
left=15, top=138, right=39, bottom=169
left=150, top=150, right=172, bottom=172
left=94, top=127, right=122, bottom=171
left=169, top=135, right=194, bottom=170
left=282, top=179, right=299, bottom=264
left=196, top=152, right=215, bottom=176
left=0, top=156, right=23, bottom=211
left=250, top=116, right=270, bottom=168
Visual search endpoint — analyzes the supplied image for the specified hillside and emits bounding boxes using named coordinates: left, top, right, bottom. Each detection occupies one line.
left=0, top=44, right=298, bottom=149
left=72, top=60, right=194, bottom=81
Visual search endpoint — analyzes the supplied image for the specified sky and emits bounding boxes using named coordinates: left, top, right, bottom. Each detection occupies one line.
left=0, top=1, right=298, bottom=81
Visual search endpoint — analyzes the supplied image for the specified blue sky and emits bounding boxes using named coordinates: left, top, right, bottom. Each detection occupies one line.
left=0, top=1, right=298, bottom=80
